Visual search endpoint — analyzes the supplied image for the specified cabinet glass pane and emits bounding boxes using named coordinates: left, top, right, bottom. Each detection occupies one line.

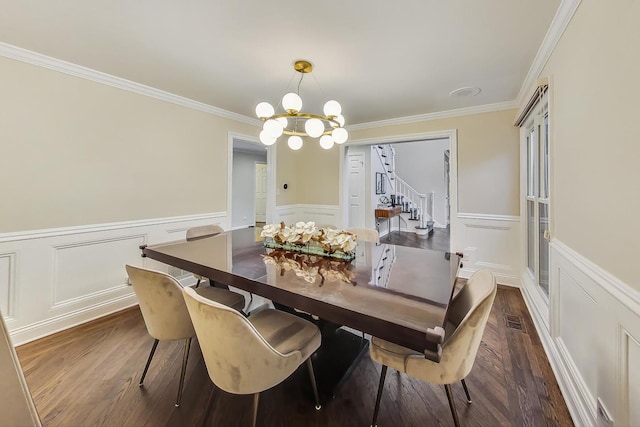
left=538, top=203, right=549, bottom=296
left=527, top=200, right=535, bottom=275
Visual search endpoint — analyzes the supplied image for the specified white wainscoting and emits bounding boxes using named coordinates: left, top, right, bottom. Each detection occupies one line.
left=456, top=213, right=520, bottom=286
left=0, top=212, right=228, bottom=346
left=520, top=238, right=640, bottom=427
left=274, top=204, right=341, bottom=227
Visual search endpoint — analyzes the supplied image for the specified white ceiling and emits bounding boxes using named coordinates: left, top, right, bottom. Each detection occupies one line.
left=0, top=0, right=560, bottom=125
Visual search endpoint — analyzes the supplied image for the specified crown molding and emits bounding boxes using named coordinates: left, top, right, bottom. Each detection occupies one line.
left=347, top=100, right=518, bottom=131
left=0, top=42, right=261, bottom=127
left=515, top=0, right=582, bottom=108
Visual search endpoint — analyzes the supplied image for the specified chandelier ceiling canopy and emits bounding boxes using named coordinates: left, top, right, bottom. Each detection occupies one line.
left=256, top=60, right=348, bottom=150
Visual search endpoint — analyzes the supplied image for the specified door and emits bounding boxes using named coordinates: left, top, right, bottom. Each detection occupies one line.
left=347, top=152, right=366, bottom=228
left=255, top=163, right=267, bottom=223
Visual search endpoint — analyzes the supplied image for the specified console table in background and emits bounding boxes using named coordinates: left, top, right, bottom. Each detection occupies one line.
left=375, top=206, right=402, bottom=236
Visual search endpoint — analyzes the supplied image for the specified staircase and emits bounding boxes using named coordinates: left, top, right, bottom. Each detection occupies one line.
left=373, top=145, right=434, bottom=235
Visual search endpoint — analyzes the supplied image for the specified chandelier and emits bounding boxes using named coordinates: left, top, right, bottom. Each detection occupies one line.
left=255, top=60, right=348, bottom=150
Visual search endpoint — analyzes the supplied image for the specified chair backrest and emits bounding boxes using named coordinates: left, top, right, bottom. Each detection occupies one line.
left=346, top=227, right=380, bottom=244
left=438, top=269, right=497, bottom=381
left=186, top=224, right=224, bottom=240
left=182, top=287, right=303, bottom=395
left=125, top=265, right=195, bottom=341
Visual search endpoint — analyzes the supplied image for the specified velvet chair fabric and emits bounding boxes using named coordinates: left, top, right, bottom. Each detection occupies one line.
left=369, top=269, right=497, bottom=426
left=186, top=224, right=224, bottom=240
left=346, top=227, right=380, bottom=244
left=182, top=286, right=321, bottom=395
left=125, top=265, right=245, bottom=406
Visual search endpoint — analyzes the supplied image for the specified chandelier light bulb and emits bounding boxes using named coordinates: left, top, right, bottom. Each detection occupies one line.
left=282, top=93, right=302, bottom=113
left=287, top=135, right=303, bottom=150
left=305, top=118, right=324, bottom=138
left=332, top=127, right=348, bottom=144
left=263, top=119, right=284, bottom=138
left=276, top=117, right=288, bottom=129
left=323, top=100, right=342, bottom=117
left=255, top=102, right=274, bottom=119
left=319, top=135, right=334, bottom=150
left=331, top=114, right=345, bottom=128
left=259, top=130, right=277, bottom=146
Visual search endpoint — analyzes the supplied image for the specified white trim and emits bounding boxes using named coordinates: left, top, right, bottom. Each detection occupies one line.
left=0, top=212, right=226, bottom=242
left=457, top=213, right=520, bottom=222
left=551, top=239, right=640, bottom=317
left=514, top=0, right=582, bottom=108
left=347, top=101, right=517, bottom=131
left=0, top=42, right=260, bottom=127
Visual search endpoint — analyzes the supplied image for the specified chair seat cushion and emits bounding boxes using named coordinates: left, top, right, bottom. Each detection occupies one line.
left=249, top=309, right=321, bottom=360
left=194, top=286, right=245, bottom=312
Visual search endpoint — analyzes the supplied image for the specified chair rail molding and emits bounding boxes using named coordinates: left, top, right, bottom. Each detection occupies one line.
left=0, top=212, right=229, bottom=346
left=520, top=237, right=640, bottom=427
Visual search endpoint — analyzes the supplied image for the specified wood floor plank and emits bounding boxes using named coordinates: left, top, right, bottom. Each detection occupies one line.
left=16, top=286, right=573, bottom=427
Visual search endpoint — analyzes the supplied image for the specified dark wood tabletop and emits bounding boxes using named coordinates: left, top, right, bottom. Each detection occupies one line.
left=141, top=228, right=461, bottom=361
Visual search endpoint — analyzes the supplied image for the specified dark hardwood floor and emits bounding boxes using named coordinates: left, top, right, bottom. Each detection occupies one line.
left=16, top=286, right=572, bottom=427
left=380, top=226, right=450, bottom=252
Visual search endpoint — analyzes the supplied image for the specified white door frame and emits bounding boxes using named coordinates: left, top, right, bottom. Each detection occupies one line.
left=338, top=129, right=460, bottom=251
left=227, top=132, right=276, bottom=229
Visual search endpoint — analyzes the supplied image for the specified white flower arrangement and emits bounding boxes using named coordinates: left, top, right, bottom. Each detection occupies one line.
left=260, top=221, right=357, bottom=255
left=262, top=250, right=356, bottom=285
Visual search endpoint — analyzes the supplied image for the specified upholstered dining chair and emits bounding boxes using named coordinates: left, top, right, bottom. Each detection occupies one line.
left=369, top=269, right=497, bottom=427
left=186, top=224, right=224, bottom=288
left=125, top=264, right=245, bottom=407
left=346, top=227, right=380, bottom=244
left=182, top=286, right=322, bottom=427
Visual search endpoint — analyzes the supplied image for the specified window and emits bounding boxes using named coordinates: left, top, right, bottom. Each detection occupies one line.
left=522, top=92, right=550, bottom=298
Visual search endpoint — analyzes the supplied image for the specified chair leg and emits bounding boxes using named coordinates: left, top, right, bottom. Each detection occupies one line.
left=371, top=365, right=388, bottom=427
left=194, top=279, right=201, bottom=288
left=139, top=339, right=159, bottom=386
left=175, top=337, right=192, bottom=407
left=461, top=378, right=472, bottom=404
left=444, top=384, right=461, bottom=427
left=305, top=358, right=321, bottom=410
left=252, top=393, right=260, bottom=427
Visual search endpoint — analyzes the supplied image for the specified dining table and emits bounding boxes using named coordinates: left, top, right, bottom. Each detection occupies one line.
left=140, top=227, right=462, bottom=399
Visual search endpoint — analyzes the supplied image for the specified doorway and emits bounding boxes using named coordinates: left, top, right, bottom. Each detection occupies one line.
left=229, top=135, right=274, bottom=230
left=340, top=130, right=459, bottom=252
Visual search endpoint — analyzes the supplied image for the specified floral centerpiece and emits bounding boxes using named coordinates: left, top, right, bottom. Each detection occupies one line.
left=260, top=221, right=357, bottom=261
left=262, top=249, right=356, bottom=285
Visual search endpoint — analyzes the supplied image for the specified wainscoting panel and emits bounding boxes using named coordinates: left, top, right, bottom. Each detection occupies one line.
left=521, top=238, right=640, bottom=427
left=456, top=213, right=520, bottom=286
left=274, top=204, right=340, bottom=227
left=52, top=235, right=146, bottom=306
left=0, top=212, right=227, bottom=345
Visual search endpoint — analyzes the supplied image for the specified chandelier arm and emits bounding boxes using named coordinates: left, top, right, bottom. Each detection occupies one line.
left=266, top=112, right=340, bottom=128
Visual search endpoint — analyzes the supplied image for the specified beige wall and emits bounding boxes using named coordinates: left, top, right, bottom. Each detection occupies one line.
left=282, top=109, right=519, bottom=216
left=275, top=137, right=341, bottom=206
left=541, top=0, right=639, bottom=289
left=0, top=56, right=257, bottom=233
